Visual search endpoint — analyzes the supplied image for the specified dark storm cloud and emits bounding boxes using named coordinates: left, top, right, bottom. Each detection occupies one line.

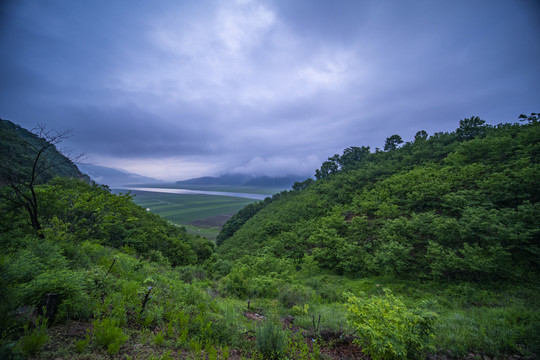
left=1, top=0, right=539, bottom=180
left=64, top=104, right=218, bottom=157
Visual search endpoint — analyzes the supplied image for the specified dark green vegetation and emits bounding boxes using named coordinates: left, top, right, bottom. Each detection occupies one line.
left=219, top=116, right=539, bottom=283
left=0, top=119, right=86, bottom=236
left=1, top=116, right=539, bottom=359
left=0, top=119, right=83, bottom=183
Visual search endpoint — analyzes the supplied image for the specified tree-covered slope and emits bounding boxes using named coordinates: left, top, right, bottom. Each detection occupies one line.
left=0, top=117, right=214, bottom=266
left=218, top=117, right=540, bottom=282
left=0, top=118, right=84, bottom=183
left=1, top=117, right=538, bottom=359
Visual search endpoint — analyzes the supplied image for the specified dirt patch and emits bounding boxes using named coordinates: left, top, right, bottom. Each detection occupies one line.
left=188, top=213, right=234, bottom=228
left=244, top=311, right=265, bottom=322
left=320, top=336, right=370, bottom=359
left=28, top=320, right=91, bottom=359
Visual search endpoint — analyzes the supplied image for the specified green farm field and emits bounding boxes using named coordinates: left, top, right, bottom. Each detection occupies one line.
left=122, top=189, right=261, bottom=240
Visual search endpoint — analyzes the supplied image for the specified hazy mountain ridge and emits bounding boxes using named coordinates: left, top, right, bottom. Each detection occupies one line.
left=78, top=163, right=164, bottom=187
left=176, top=174, right=305, bottom=189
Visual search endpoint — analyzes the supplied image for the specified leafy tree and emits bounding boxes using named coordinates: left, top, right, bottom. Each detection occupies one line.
left=339, top=146, right=371, bottom=169
left=314, top=146, right=371, bottom=179
left=519, top=112, right=538, bottom=124
left=314, top=158, right=339, bottom=179
left=292, top=178, right=314, bottom=191
left=384, top=134, right=403, bottom=151
left=414, top=130, right=428, bottom=141
left=456, top=116, right=487, bottom=140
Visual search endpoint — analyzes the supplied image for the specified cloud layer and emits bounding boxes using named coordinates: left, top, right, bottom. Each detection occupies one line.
left=1, top=0, right=539, bottom=180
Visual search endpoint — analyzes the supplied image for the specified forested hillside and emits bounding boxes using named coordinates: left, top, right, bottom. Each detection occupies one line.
left=0, top=119, right=84, bottom=184
left=218, top=116, right=539, bottom=282
left=0, top=116, right=538, bottom=359
left=0, top=119, right=217, bottom=358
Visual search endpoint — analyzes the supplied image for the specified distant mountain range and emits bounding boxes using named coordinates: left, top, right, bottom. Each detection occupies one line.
left=176, top=174, right=305, bottom=189
left=78, top=163, right=306, bottom=189
left=77, top=164, right=164, bottom=187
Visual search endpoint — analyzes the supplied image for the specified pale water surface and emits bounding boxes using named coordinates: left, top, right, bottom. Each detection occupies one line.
left=116, top=187, right=268, bottom=200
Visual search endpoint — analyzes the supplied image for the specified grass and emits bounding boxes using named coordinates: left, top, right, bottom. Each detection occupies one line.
left=6, top=268, right=539, bottom=359
left=183, top=225, right=222, bottom=241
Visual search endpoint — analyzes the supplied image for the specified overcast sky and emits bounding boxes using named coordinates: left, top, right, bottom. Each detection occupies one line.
left=1, top=0, right=539, bottom=181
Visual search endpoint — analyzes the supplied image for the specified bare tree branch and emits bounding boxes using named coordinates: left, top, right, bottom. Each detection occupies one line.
left=0, top=123, right=84, bottom=237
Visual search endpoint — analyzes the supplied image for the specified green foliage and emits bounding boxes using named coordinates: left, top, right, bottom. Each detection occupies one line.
left=0, top=119, right=83, bottom=183
left=278, top=283, right=313, bottom=307
left=36, top=177, right=210, bottom=266
left=519, top=112, right=539, bottom=124
left=286, top=331, right=321, bottom=360
left=218, top=120, right=540, bottom=284
left=74, top=335, right=90, bottom=353
left=15, top=316, right=49, bottom=356
left=434, top=305, right=540, bottom=357
left=21, top=268, right=92, bottom=321
left=345, top=290, right=438, bottom=359
left=217, top=199, right=271, bottom=246
left=0, top=119, right=85, bottom=235
left=153, top=331, right=166, bottom=346
left=384, top=134, right=403, bottom=151
left=1, top=117, right=539, bottom=359
left=92, top=317, right=129, bottom=355
left=456, top=116, right=487, bottom=140
left=256, top=320, right=288, bottom=359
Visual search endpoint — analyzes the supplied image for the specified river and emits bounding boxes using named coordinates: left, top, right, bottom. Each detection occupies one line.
left=115, top=187, right=269, bottom=200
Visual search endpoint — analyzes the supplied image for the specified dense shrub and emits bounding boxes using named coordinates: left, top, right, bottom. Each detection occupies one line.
left=21, top=269, right=92, bottom=322
left=345, top=290, right=438, bottom=359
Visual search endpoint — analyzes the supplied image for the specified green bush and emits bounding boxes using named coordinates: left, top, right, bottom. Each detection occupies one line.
left=21, top=269, right=92, bottom=322
left=345, top=290, right=438, bottom=359
left=256, top=320, right=288, bottom=359
left=278, top=283, right=313, bottom=307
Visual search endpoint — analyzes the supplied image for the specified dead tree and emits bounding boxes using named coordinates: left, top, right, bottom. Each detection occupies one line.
left=0, top=124, right=84, bottom=237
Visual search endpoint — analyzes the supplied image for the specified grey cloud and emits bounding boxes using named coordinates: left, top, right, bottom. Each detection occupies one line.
left=63, top=104, right=218, bottom=158
left=1, top=0, right=539, bottom=180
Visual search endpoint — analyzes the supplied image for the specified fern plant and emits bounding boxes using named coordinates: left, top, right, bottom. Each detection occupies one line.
left=92, top=317, right=129, bottom=355
left=16, top=316, right=49, bottom=356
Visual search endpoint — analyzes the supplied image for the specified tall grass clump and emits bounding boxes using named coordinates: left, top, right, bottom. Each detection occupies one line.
left=434, top=306, right=540, bottom=357
left=256, top=320, right=288, bottom=359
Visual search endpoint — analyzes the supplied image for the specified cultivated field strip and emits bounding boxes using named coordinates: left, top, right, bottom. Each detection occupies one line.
left=128, top=190, right=257, bottom=227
